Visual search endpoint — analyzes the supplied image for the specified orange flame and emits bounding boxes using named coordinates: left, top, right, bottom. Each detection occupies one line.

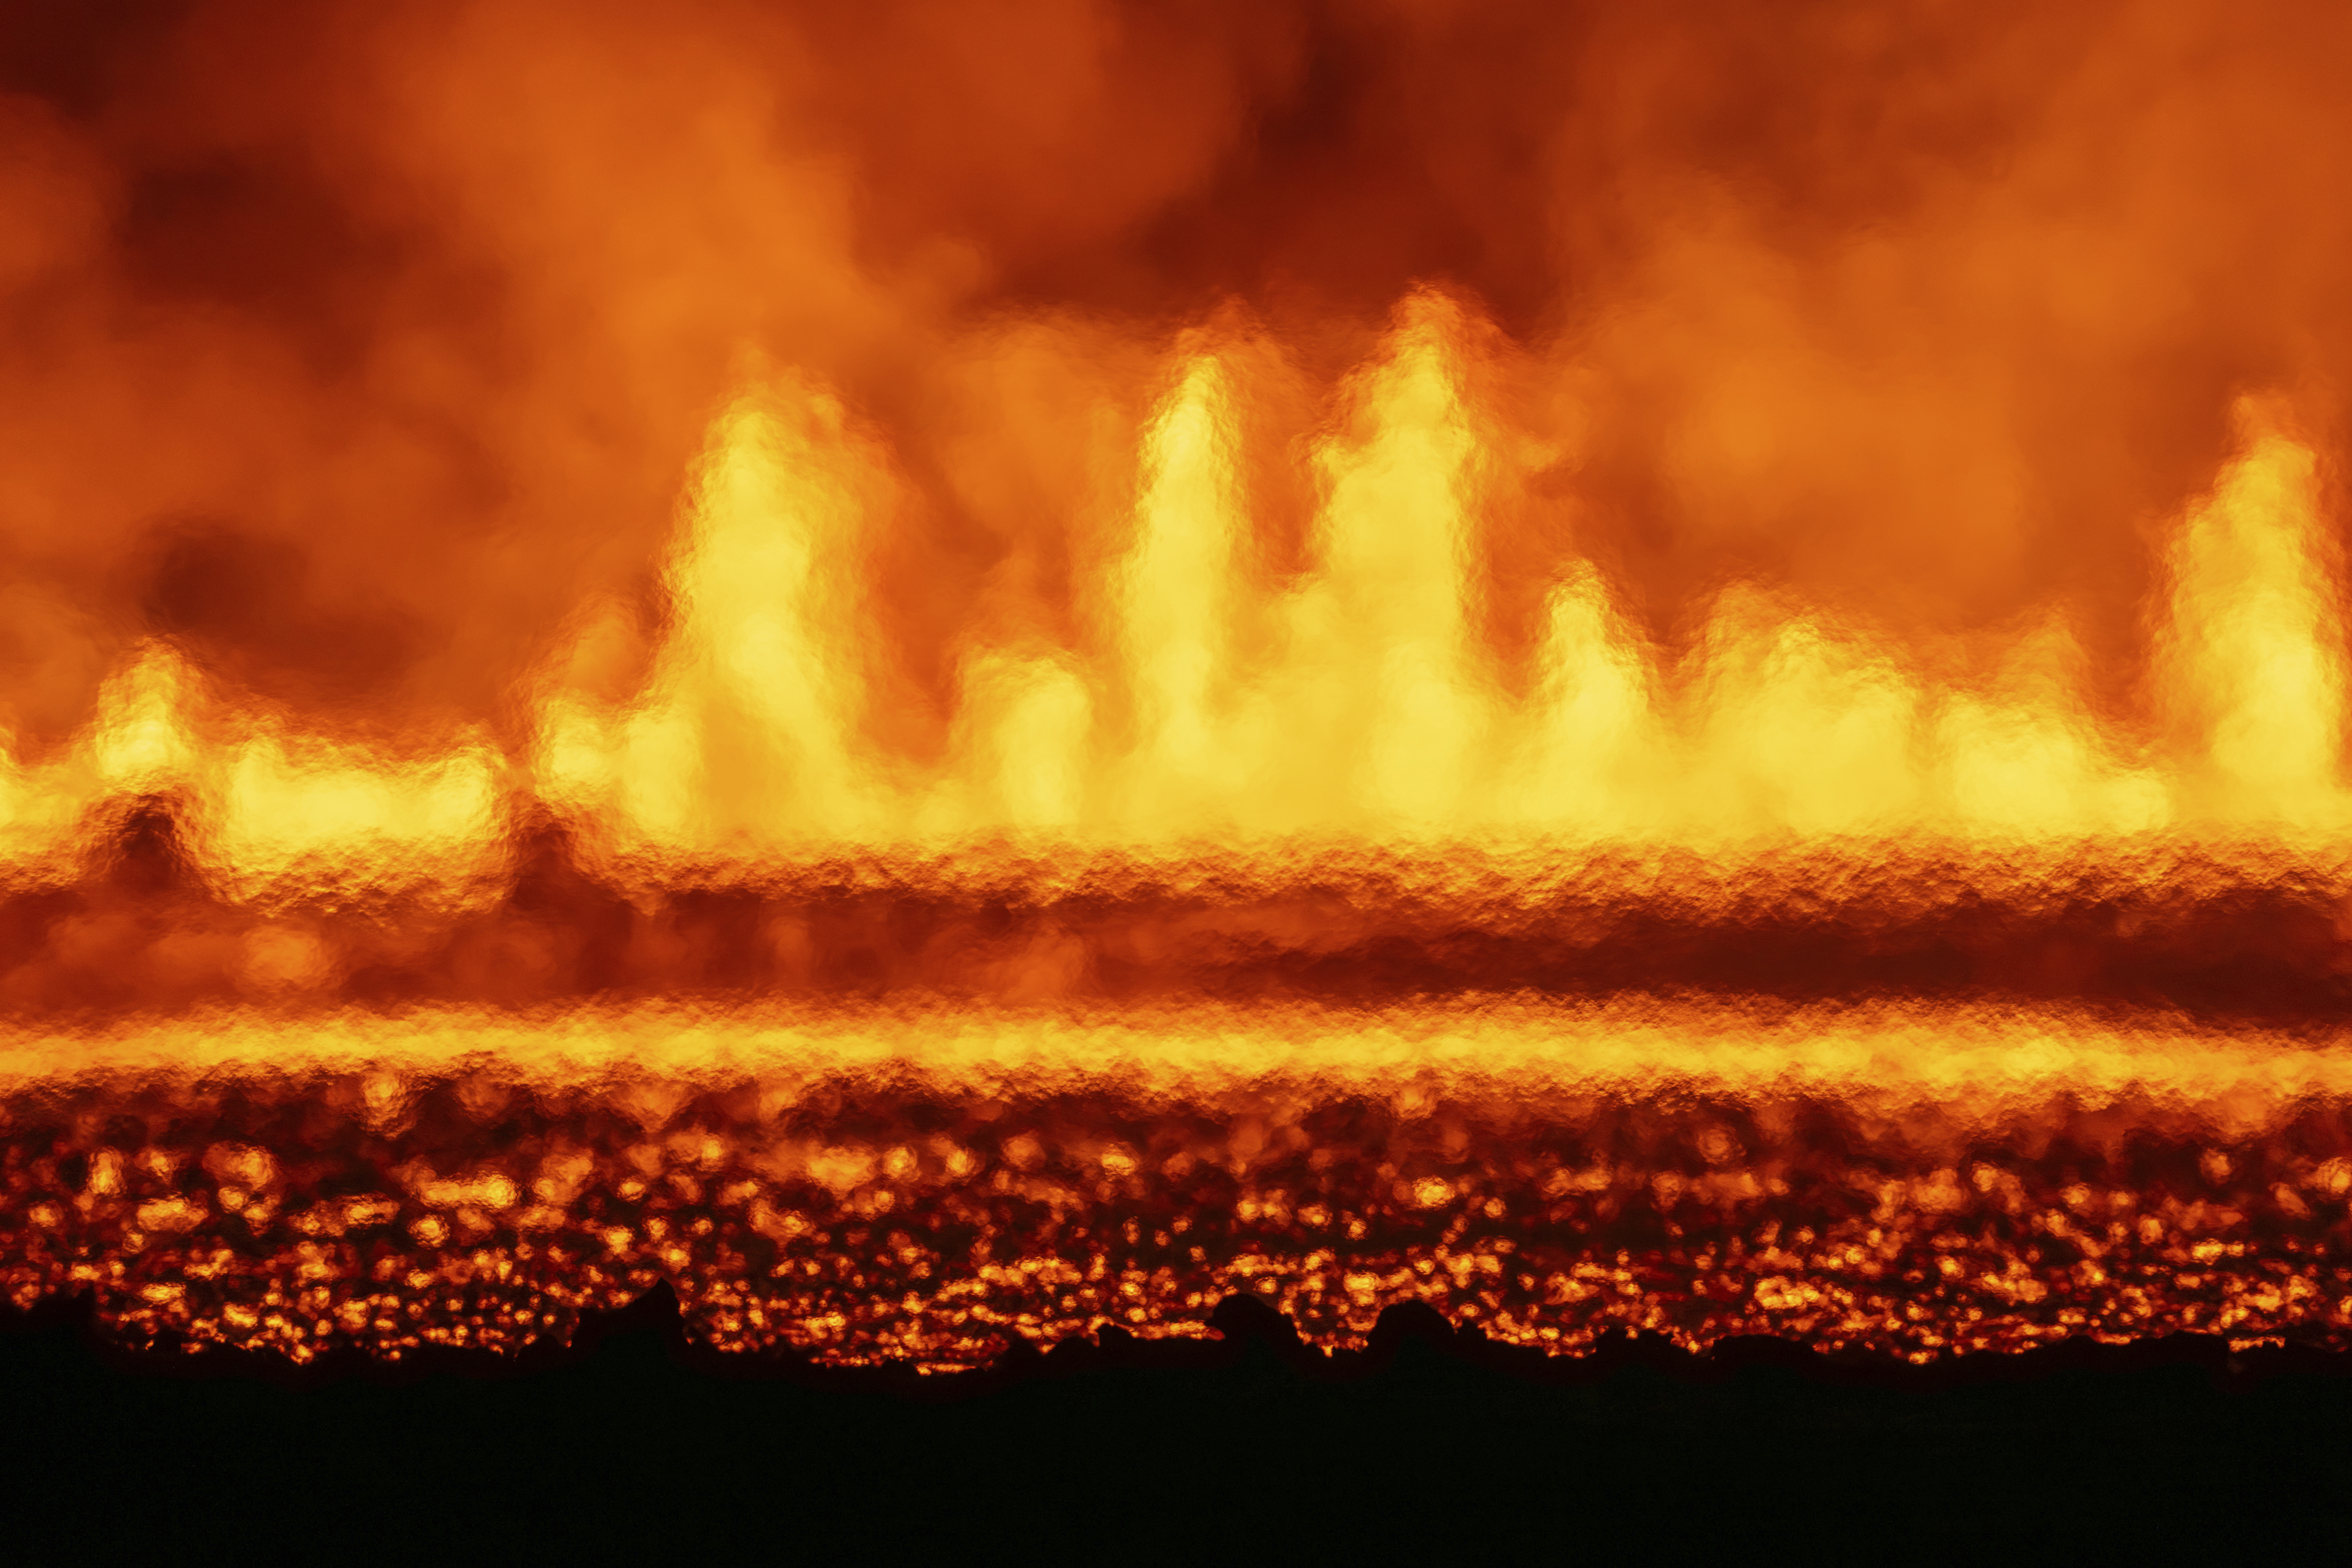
left=3, top=304, right=2339, bottom=873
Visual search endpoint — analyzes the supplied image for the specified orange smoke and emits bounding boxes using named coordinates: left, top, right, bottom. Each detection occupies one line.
left=4, top=1, right=2352, bottom=1366
left=2, top=0, right=2350, bottom=764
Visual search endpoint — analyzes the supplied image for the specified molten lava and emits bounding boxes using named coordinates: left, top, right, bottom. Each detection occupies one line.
left=4, top=0, right=2352, bottom=1367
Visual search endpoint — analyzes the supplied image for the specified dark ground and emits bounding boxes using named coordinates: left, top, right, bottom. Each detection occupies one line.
left=0, top=1287, right=2344, bottom=1563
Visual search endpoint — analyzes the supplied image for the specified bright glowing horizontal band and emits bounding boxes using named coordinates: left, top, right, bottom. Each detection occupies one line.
left=6, top=1000, right=2346, bottom=1116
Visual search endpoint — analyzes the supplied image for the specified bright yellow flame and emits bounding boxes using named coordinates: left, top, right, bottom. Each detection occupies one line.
left=1280, top=298, right=1491, bottom=829
left=534, top=381, right=885, bottom=855
left=1117, top=355, right=1242, bottom=829
left=88, top=639, right=199, bottom=794
left=201, top=732, right=505, bottom=902
left=1505, top=561, right=1658, bottom=835
left=1934, top=614, right=2166, bottom=836
left=2160, top=398, right=2348, bottom=826
left=1692, top=589, right=1923, bottom=838
left=3, top=311, right=2348, bottom=885
left=941, top=648, right=1094, bottom=832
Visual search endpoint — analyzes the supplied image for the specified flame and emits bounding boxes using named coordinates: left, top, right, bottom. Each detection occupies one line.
left=5, top=2, right=2352, bottom=1368
left=0, top=303, right=2337, bottom=868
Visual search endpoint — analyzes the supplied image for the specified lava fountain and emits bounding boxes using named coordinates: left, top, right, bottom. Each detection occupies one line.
left=3, top=0, right=2351, bottom=1367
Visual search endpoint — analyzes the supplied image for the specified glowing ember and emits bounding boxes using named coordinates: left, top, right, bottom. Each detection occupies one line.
left=5, top=2, right=2352, bottom=1367
left=9, top=1000, right=2352, bottom=1366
